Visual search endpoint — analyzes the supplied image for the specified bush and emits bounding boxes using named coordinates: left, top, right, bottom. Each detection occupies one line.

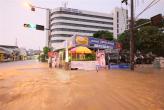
left=85, top=54, right=96, bottom=61
left=40, top=54, right=46, bottom=62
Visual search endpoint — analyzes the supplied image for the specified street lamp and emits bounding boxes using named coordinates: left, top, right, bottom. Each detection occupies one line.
left=25, top=2, right=51, bottom=48
left=24, top=2, right=31, bottom=8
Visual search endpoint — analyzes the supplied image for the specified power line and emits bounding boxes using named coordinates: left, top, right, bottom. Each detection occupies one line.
left=136, top=0, right=157, bottom=18
left=136, top=0, right=160, bottom=18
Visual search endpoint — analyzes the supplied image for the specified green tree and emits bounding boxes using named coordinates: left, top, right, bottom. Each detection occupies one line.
left=118, top=18, right=164, bottom=56
left=43, top=46, right=51, bottom=59
left=118, top=26, right=164, bottom=56
left=138, top=26, right=164, bottom=56
left=93, top=30, right=113, bottom=41
left=117, top=31, right=130, bottom=50
left=43, top=47, right=51, bottom=54
left=135, top=19, right=150, bottom=26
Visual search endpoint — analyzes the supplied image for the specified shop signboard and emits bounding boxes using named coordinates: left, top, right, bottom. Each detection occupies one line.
left=48, top=52, right=58, bottom=58
left=89, top=37, right=115, bottom=49
left=96, top=50, right=106, bottom=67
left=74, top=35, right=89, bottom=46
left=115, top=42, right=122, bottom=49
left=73, top=35, right=115, bottom=49
left=105, top=48, right=120, bottom=53
left=48, top=52, right=54, bottom=57
left=109, top=64, right=130, bottom=69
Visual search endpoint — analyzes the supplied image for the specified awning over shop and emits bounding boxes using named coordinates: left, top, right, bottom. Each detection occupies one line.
left=0, top=47, right=12, bottom=54
left=70, top=46, right=92, bottom=54
left=0, top=50, right=5, bottom=54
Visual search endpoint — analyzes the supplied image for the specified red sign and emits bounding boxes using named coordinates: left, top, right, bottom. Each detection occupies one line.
left=116, top=42, right=122, bottom=49
left=48, top=52, right=57, bottom=57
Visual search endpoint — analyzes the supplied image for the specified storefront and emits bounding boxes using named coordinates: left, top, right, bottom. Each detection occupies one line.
left=0, top=48, right=11, bottom=62
left=0, top=51, right=4, bottom=62
left=52, top=35, right=116, bottom=70
left=69, top=46, right=96, bottom=70
left=70, top=35, right=115, bottom=70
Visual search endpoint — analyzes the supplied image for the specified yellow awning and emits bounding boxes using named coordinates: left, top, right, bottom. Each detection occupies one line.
left=70, top=46, right=92, bottom=54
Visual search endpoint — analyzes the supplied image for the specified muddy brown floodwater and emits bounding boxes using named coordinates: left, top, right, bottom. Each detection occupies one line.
left=0, top=60, right=164, bottom=110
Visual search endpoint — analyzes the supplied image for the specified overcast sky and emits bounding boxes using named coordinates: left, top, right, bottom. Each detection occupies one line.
left=0, top=0, right=163, bottom=50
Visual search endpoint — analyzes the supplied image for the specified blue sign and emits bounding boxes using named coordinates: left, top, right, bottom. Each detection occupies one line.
left=89, top=37, right=100, bottom=44
left=109, top=64, right=130, bottom=69
left=89, top=37, right=115, bottom=49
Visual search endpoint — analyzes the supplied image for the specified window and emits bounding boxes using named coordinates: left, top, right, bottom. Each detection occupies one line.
left=50, top=22, right=113, bottom=30
left=117, top=24, right=119, bottom=28
left=51, top=11, right=113, bottom=20
left=52, top=28, right=97, bottom=33
left=117, top=12, right=119, bottom=18
left=51, top=40, right=65, bottom=43
left=51, top=34, right=73, bottom=37
left=51, top=17, right=113, bottom=25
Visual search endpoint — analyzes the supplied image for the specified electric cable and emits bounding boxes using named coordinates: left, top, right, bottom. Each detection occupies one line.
left=136, top=0, right=160, bottom=18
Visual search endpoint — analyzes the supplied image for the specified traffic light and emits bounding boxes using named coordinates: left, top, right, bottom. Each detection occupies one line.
left=24, top=23, right=36, bottom=29
left=122, top=0, right=128, bottom=5
left=23, top=23, right=44, bottom=31
left=36, top=25, right=44, bottom=31
left=151, top=14, right=163, bottom=27
left=24, top=24, right=29, bottom=28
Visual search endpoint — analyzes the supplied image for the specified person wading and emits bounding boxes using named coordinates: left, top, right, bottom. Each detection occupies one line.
left=96, top=60, right=100, bottom=72
left=48, top=57, right=52, bottom=68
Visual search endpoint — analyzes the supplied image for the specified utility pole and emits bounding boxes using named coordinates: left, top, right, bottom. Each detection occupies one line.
left=46, top=9, right=51, bottom=48
left=130, top=0, right=135, bottom=70
left=121, top=0, right=135, bottom=70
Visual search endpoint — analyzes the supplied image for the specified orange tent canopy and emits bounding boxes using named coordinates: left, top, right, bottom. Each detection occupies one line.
left=70, top=46, right=92, bottom=54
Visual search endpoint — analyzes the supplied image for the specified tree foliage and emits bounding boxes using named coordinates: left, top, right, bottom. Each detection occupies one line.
left=118, top=19, right=164, bottom=56
left=138, top=26, right=164, bottom=56
left=43, top=46, right=51, bottom=55
left=135, top=19, right=150, bottom=26
left=117, top=31, right=130, bottom=50
left=93, top=30, right=114, bottom=41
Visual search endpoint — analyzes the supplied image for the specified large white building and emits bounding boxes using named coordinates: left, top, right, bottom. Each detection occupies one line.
left=49, top=7, right=128, bottom=49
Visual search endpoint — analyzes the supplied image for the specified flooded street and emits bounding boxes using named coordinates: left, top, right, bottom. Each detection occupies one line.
left=0, top=60, right=164, bottom=110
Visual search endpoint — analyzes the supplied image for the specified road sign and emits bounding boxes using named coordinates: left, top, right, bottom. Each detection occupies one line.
left=24, top=23, right=36, bottom=29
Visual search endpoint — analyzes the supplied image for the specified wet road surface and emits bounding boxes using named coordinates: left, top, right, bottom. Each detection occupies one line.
left=0, top=60, right=164, bottom=110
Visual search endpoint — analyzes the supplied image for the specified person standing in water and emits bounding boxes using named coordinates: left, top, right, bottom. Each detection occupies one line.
left=48, top=57, right=52, bottom=68
left=96, top=60, right=100, bottom=72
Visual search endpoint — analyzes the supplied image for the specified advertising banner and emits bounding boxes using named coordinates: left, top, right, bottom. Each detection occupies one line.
left=48, top=52, right=58, bottom=58
left=96, top=50, right=106, bottom=67
left=115, top=42, right=122, bottom=49
left=73, top=35, right=115, bottom=49
left=75, top=36, right=89, bottom=46
left=89, top=37, right=115, bottom=49
left=48, top=52, right=54, bottom=57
